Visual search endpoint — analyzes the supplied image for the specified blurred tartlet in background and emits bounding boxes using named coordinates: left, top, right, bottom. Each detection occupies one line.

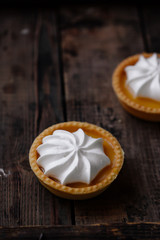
left=112, top=53, right=160, bottom=121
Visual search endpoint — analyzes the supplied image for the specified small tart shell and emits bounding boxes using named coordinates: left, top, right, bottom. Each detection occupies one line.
left=112, top=53, right=160, bottom=121
left=29, top=121, right=124, bottom=200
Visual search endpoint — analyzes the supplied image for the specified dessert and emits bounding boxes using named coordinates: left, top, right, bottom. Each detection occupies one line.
left=112, top=53, right=160, bottom=121
left=37, top=128, right=111, bottom=185
left=29, top=122, right=124, bottom=200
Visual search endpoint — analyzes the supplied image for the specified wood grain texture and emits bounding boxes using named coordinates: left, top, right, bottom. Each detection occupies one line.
left=0, top=9, right=38, bottom=227
left=36, top=10, right=72, bottom=225
left=0, top=9, right=72, bottom=227
left=0, top=223, right=160, bottom=240
left=60, top=4, right=160, bottom=224
left=0, top=3, right=160, bottom=237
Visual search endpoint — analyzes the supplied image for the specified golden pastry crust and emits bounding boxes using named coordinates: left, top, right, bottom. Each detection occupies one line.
left=112, top=53, right=160, bottom=121
left=29, top=121, right=124, bottom=200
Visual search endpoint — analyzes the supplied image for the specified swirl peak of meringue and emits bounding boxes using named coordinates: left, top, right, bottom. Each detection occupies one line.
left=36, top=128, right=110, bottom=185
left=125, top=53, right=160, bottom=102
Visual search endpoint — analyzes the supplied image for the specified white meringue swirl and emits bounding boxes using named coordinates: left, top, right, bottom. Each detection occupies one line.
left=37, top=128, right=110, bottom=185
left=125, top=53, right=160, bottom=102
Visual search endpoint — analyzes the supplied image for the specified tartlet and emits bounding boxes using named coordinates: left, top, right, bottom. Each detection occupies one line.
left=29, top=121, right=124, bottom=200
left=112, top=53, right=160, bottom=121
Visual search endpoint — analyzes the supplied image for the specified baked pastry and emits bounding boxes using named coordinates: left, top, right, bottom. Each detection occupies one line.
left=29, top=121, right=124, bottom=200
left=112, top=53, right=160, bottom=121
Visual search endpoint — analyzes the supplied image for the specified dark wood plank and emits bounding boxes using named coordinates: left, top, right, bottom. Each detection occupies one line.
left=0, top=9, right=39, bottom=227
left=0, top=9, right=72, bottom=227
left=141, top=5, right=160, bottom=52
left=60, top=4, right=160, bottom=224
left=0, top=223, right=160, bottom=240
left=36, top=10, right=72, bottom=225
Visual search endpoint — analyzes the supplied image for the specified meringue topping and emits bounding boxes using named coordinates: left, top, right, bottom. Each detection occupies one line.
left=36, top=129, right=110, bottom=185
left=125, top=53, right=160, bottom=102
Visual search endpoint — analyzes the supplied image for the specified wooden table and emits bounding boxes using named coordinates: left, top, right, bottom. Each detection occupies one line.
left=0, top=3, right=160, bottom=239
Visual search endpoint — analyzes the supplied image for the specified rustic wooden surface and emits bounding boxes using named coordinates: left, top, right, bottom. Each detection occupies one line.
left=0, top=3, right=160, bottom=239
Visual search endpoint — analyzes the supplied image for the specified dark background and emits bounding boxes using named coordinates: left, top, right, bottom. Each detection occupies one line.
left=0, top=2, right=160, bottom=239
